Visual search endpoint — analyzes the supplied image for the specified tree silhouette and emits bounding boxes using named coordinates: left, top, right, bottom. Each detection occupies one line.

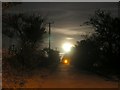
left=72, top=9, right=120, bottom=75
left=86, top=9, right=120, bottom=72
left=3, top=13, right=47, bottom=49
left=71, top=34, right=100, bottom=70
left=2, top=13, right=47, bottom=71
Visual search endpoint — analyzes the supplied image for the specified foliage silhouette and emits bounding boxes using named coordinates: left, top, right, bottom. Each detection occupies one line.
left=2, top=13, right=49, bottom=73
left=3, top=13, right=46, bottom=49
left=71, top=9, right=120, bottom=76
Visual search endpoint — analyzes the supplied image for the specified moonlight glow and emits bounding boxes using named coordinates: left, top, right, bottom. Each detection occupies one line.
left=62, top=42, right=73, bottom=52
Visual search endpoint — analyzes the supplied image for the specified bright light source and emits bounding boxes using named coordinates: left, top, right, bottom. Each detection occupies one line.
left=64, top=59, right=68, bottom=64
left=62, top=42, right=73, bottom=52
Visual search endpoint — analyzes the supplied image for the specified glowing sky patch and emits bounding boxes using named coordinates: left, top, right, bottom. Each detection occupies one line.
left=62, top=42, right=73, bottom=52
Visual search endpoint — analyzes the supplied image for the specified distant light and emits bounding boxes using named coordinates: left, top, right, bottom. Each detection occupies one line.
left=64, top=59, right=68, bottom=64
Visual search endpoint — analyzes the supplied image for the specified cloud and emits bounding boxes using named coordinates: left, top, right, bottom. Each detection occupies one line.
left=66, top=37, right=74, bottom=40
left=52, top=28, right=87, bottom=36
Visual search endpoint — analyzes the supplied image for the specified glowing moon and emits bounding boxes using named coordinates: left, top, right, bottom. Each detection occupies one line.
left=62, top=42, right=73, bottom=52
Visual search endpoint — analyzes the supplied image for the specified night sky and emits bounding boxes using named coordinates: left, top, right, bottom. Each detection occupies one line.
left=4, top=2, right=118, bottom=53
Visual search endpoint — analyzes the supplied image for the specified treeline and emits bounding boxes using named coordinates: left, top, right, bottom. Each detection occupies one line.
left=2, top=13, right=60, bottom=74
left=71, top=9, right=120, bottom=76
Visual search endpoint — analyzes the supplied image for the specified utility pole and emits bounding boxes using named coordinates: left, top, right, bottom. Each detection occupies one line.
left=48, top=22, right=54, bottom=57
left=117, top=2, right=120, bottom=88
left=118, top=1, right=120, bottom=18
left=48, top=22, right=51, bottom=53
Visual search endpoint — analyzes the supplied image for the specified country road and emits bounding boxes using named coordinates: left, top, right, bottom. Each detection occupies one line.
left=2, top=63, right=119, bottom=88
left=19, top=64, right=119, bottom=88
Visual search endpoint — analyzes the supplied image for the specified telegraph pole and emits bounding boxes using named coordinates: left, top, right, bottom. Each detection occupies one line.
left=48, top=22, right=51, bottom=53
left=48, top=22, right=54, bottom=57
left=118, top=1, right=120, bottom=18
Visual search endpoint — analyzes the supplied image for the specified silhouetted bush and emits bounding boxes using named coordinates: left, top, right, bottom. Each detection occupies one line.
left=3, top=46, right=60, bottom=75
left=71, top=35, right=100, bottom=70
left=43, top=48, right=60, bottom=69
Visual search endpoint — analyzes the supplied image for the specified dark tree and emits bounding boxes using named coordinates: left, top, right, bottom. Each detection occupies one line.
left=71, top=9, right=120, bottom=75
left=86, top=9, right=120, bottom=72
left=3, top=13, right=47, bottom=49
left=2, top=13, right=47, bottom=71
left=71, top=34, right=100, bottom=70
